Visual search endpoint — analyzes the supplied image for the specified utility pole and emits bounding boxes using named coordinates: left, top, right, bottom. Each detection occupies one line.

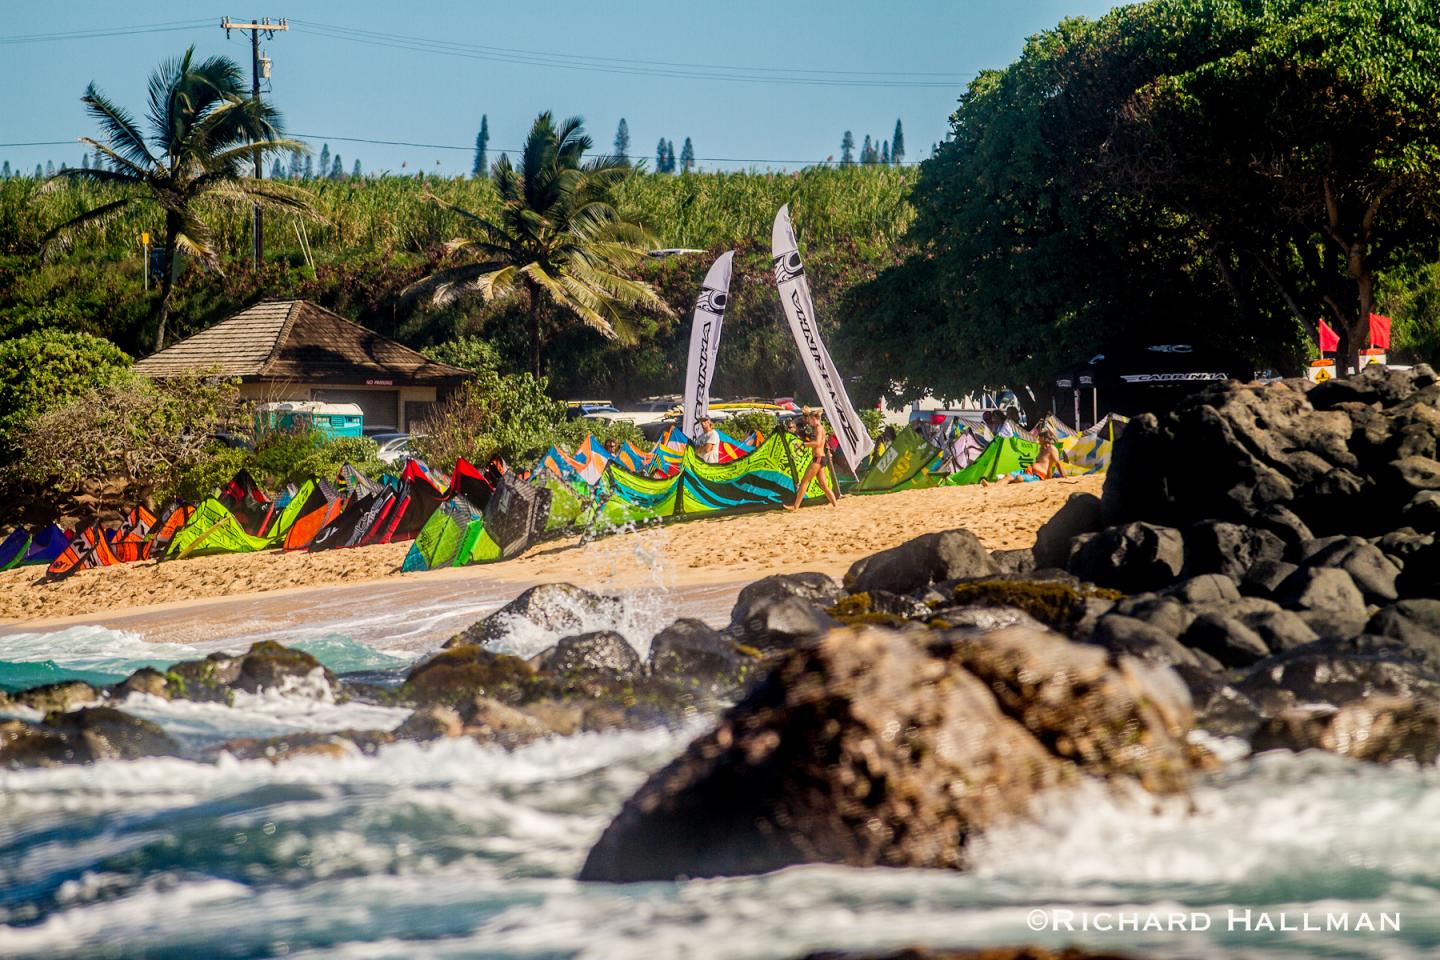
left=221, top=17, right=287, bottom=268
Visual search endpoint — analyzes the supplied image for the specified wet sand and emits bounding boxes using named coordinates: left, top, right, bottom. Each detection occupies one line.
left=0, top=476, right=1103, bottom=628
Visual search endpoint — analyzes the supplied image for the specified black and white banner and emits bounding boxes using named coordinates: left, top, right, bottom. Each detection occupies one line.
left=771, top=205, right=874, bottom=471
left=682, top=251, right=734, bottom=439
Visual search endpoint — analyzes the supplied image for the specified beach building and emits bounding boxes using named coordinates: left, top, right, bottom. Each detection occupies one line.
left=132, top=299, right=473, bottom=432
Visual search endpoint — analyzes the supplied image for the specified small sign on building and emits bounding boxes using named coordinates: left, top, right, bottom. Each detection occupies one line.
left=1360, top=348, right=1387, bottom=368
left=1307, top=358, right=1336, bottom=383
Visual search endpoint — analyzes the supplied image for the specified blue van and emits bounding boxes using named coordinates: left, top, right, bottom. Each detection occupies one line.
left=254, top=401, right=364, bottom=440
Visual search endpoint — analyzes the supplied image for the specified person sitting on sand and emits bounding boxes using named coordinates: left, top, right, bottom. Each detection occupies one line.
left=693, top=415, right=721, bottom=465
left=983, top=427, right=1064, bottom=485
left=603, top=438, right=621, bottom=456
left=786, top=407, right=839, bottom=510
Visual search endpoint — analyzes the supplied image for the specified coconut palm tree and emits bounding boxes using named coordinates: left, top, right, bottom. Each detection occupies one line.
left=410, top=112, right=672, bottom=377
left=40, top=47, right=315, bottom=349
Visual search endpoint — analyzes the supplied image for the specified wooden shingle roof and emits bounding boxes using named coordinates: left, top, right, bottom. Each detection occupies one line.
left=132, top=300, right=473, bottom=386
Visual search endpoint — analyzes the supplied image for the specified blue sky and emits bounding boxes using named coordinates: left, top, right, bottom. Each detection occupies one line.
left=3, top=0, right=1119, bottom=175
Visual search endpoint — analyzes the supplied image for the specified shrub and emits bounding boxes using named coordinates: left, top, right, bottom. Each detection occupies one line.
left=9, top=372, right=242, bottom=506
left=165, top=432, right=387, bottom=503
left=0, top=331, right=131, bottom=457
left=413, top=369, right=567, bottom=469
left=723, top=411, right=780, bottom=442
left=424, top=335, right=502, bottom=373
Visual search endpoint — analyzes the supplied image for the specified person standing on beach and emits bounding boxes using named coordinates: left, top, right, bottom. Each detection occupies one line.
left=693, top=415, right=721, bottom=465
left=786, top=407, right=839, bottom=510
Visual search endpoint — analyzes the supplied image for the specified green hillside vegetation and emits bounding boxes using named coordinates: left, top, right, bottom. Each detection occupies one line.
left=0, top=165, right=915, bottom=401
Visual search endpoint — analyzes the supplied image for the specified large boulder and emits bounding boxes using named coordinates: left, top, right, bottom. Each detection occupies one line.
left=0, top=707, right=178, bottom=767
left=0, top=680, right=99, bottom=714
left=579, top=625, right=1198, bottom=883
left=844, top=529, right=998, bottom=595
left=1183, top=521, right=1285, bottom=582
left=729, top=575, right=842, bottom=654
left=647, top=619, right=752, bottom=690
left=138, top=641, right=338, bottom=705
left=1298, top=537, right=1400, bottom=604
left=402, top=644, right=538, bottom=706
left=536, top=631, right=642, bottom=680
left=1251, top=697, right=1440, bottom=764
left=1068, top=523, right=1185, bottom=593
left=1237, top=637, right=1440, bottom=714
left=449, top=583, right=623, bottom=650
left=1032, top=493, right=1103, bottom=569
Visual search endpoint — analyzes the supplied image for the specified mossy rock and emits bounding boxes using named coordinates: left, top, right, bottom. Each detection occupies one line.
left=401, top=644, right=541, bottom=706
left=949, top=580, right=1090, bottom=631
left=827, top=592, right=919, bottom=627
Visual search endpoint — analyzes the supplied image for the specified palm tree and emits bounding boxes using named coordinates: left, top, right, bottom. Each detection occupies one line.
left=40, top=47, right=315, bottom=349
left=410, top=112, right=672, bottom=377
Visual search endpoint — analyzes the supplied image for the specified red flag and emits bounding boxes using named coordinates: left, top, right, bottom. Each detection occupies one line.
left=1318, top=319, right=1340, bottom=353
left=1368, top=312, right=1392, bottom=350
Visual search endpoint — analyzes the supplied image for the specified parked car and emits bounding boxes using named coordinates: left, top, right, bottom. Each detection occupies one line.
left=375, top=433, right=423, bottom=465
left=565, top=400, right=621, bottom=420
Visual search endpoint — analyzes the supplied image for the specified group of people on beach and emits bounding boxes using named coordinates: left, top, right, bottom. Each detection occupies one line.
left=691, top=408, right=839, bottom=511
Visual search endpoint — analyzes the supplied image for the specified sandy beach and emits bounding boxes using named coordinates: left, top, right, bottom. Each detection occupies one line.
left=0, top=475, right=1102, bottom=625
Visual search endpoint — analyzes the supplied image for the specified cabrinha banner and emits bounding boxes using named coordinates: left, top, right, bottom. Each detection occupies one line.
left=771, top=205, right=875, bottom=472
left=682, top=251, right=734, bottom=438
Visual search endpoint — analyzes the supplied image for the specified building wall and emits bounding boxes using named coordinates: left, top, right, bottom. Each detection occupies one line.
left=239, top=381, right=437, bottom=432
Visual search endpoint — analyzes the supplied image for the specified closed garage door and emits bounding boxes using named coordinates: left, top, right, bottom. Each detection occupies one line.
left=313, top=389, right=399, bottom=432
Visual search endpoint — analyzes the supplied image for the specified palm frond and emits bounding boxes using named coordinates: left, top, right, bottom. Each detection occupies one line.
left=81, top=84, right=156, bottom=169
left=77, top=136, right=154, bottom=181
left=40, top=196, right=138, bottom=260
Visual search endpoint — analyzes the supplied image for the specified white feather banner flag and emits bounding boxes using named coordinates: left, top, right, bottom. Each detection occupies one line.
left=681, top=251, right=734, bottom=439
left=771, top=205, right=875, bottom=471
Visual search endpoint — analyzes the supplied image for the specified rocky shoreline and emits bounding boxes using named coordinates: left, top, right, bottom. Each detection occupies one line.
left=2, top=368, right=1436, bottom=956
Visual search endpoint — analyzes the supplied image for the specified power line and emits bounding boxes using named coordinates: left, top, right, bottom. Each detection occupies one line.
left=0, top=19, right=212, bottom=44
left=291, top=20, right=971, bottom=88
left=289, top=18, right=973, bottom=81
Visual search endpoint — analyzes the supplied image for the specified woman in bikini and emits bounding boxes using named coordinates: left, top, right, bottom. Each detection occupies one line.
left=786, top=407, right=840, bottom=509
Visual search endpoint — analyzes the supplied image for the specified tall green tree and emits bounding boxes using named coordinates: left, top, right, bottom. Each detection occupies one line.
left=840, top=130, right=855, bottom=166
left=352, top=158, right=362, bottom=178
left=39, top=46, right=313, bottom=350
left=679, top=137, right=695, bottom=173
left=319, top=142, right=330, bottom=175
left=666, top=139, right=676, bottom=173
left=614, top=118, right=630, bottom=164
left=881, top=140, right=890, bottom=165
left=303, top=155, right=313, bottom=179
left=473, top=114, right=489, bottom=178
left=1107, top=0, right=1440, bottom=375
left=410, top=112, right=673, bottom=377
left=655, top=137, right=668, bottom=171
left=892, top=119, right=905, bottom=164
left=331, top=155, right=342, bottom=179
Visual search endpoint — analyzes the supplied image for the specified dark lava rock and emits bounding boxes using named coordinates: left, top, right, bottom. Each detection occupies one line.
left=1089, top=615, right=1205, bottom=669
left=537, top=631, right=643, bottom=681
left=1402, top=491, right=1440, bottom=532
left=1237, top=638, right=1440, bottom=714
left=0, top=707, right=179, bottom=768
left=402, top=644, right=537, bottom=706
left=990, top=548, right=1037, bottom=576
left=1302, top=537, right=1400, bottom=604
left=647, top=619, right=750, bottom=687
left=733, top=572, right=844, bottom=615
left=1241, top=559, right=1300, bottom=598
left=1032, top=492, right=1103, bottom=569
left=112, top=668, right=169, bottom=699
left=1183, top=521, right=1286, bottom=582
left=1165, top=573, right=1241, bottom=605
left=1367, top=600, right=1440, bottom=665
left=156, top=641, right=338, bottom=705
left=1251, top=697, right=1440, bottom=764
left=1238, top=608, right=1318, bottom=653
left=0, top=680, right=99, bottom=714
left=579, top=624, right=1196, bottom=883
left=1176, top=666, right=1265, bottom=740
left=449, top=583, right=622, bottom=649
left=843, top=529, right=998, bottom=595
left=1181, top=612, right=1269, bottom=668
left=730, top=588, right=841, bottom=654
left=1274, top=567, right=1367, bottom=620
left=1068, top=523, right=1184, bottom=593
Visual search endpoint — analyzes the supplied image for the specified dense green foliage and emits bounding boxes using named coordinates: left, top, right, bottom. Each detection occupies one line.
left=840, top=0, right=1440, bottom=406
left=0, top=331, right=131, bottom=454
